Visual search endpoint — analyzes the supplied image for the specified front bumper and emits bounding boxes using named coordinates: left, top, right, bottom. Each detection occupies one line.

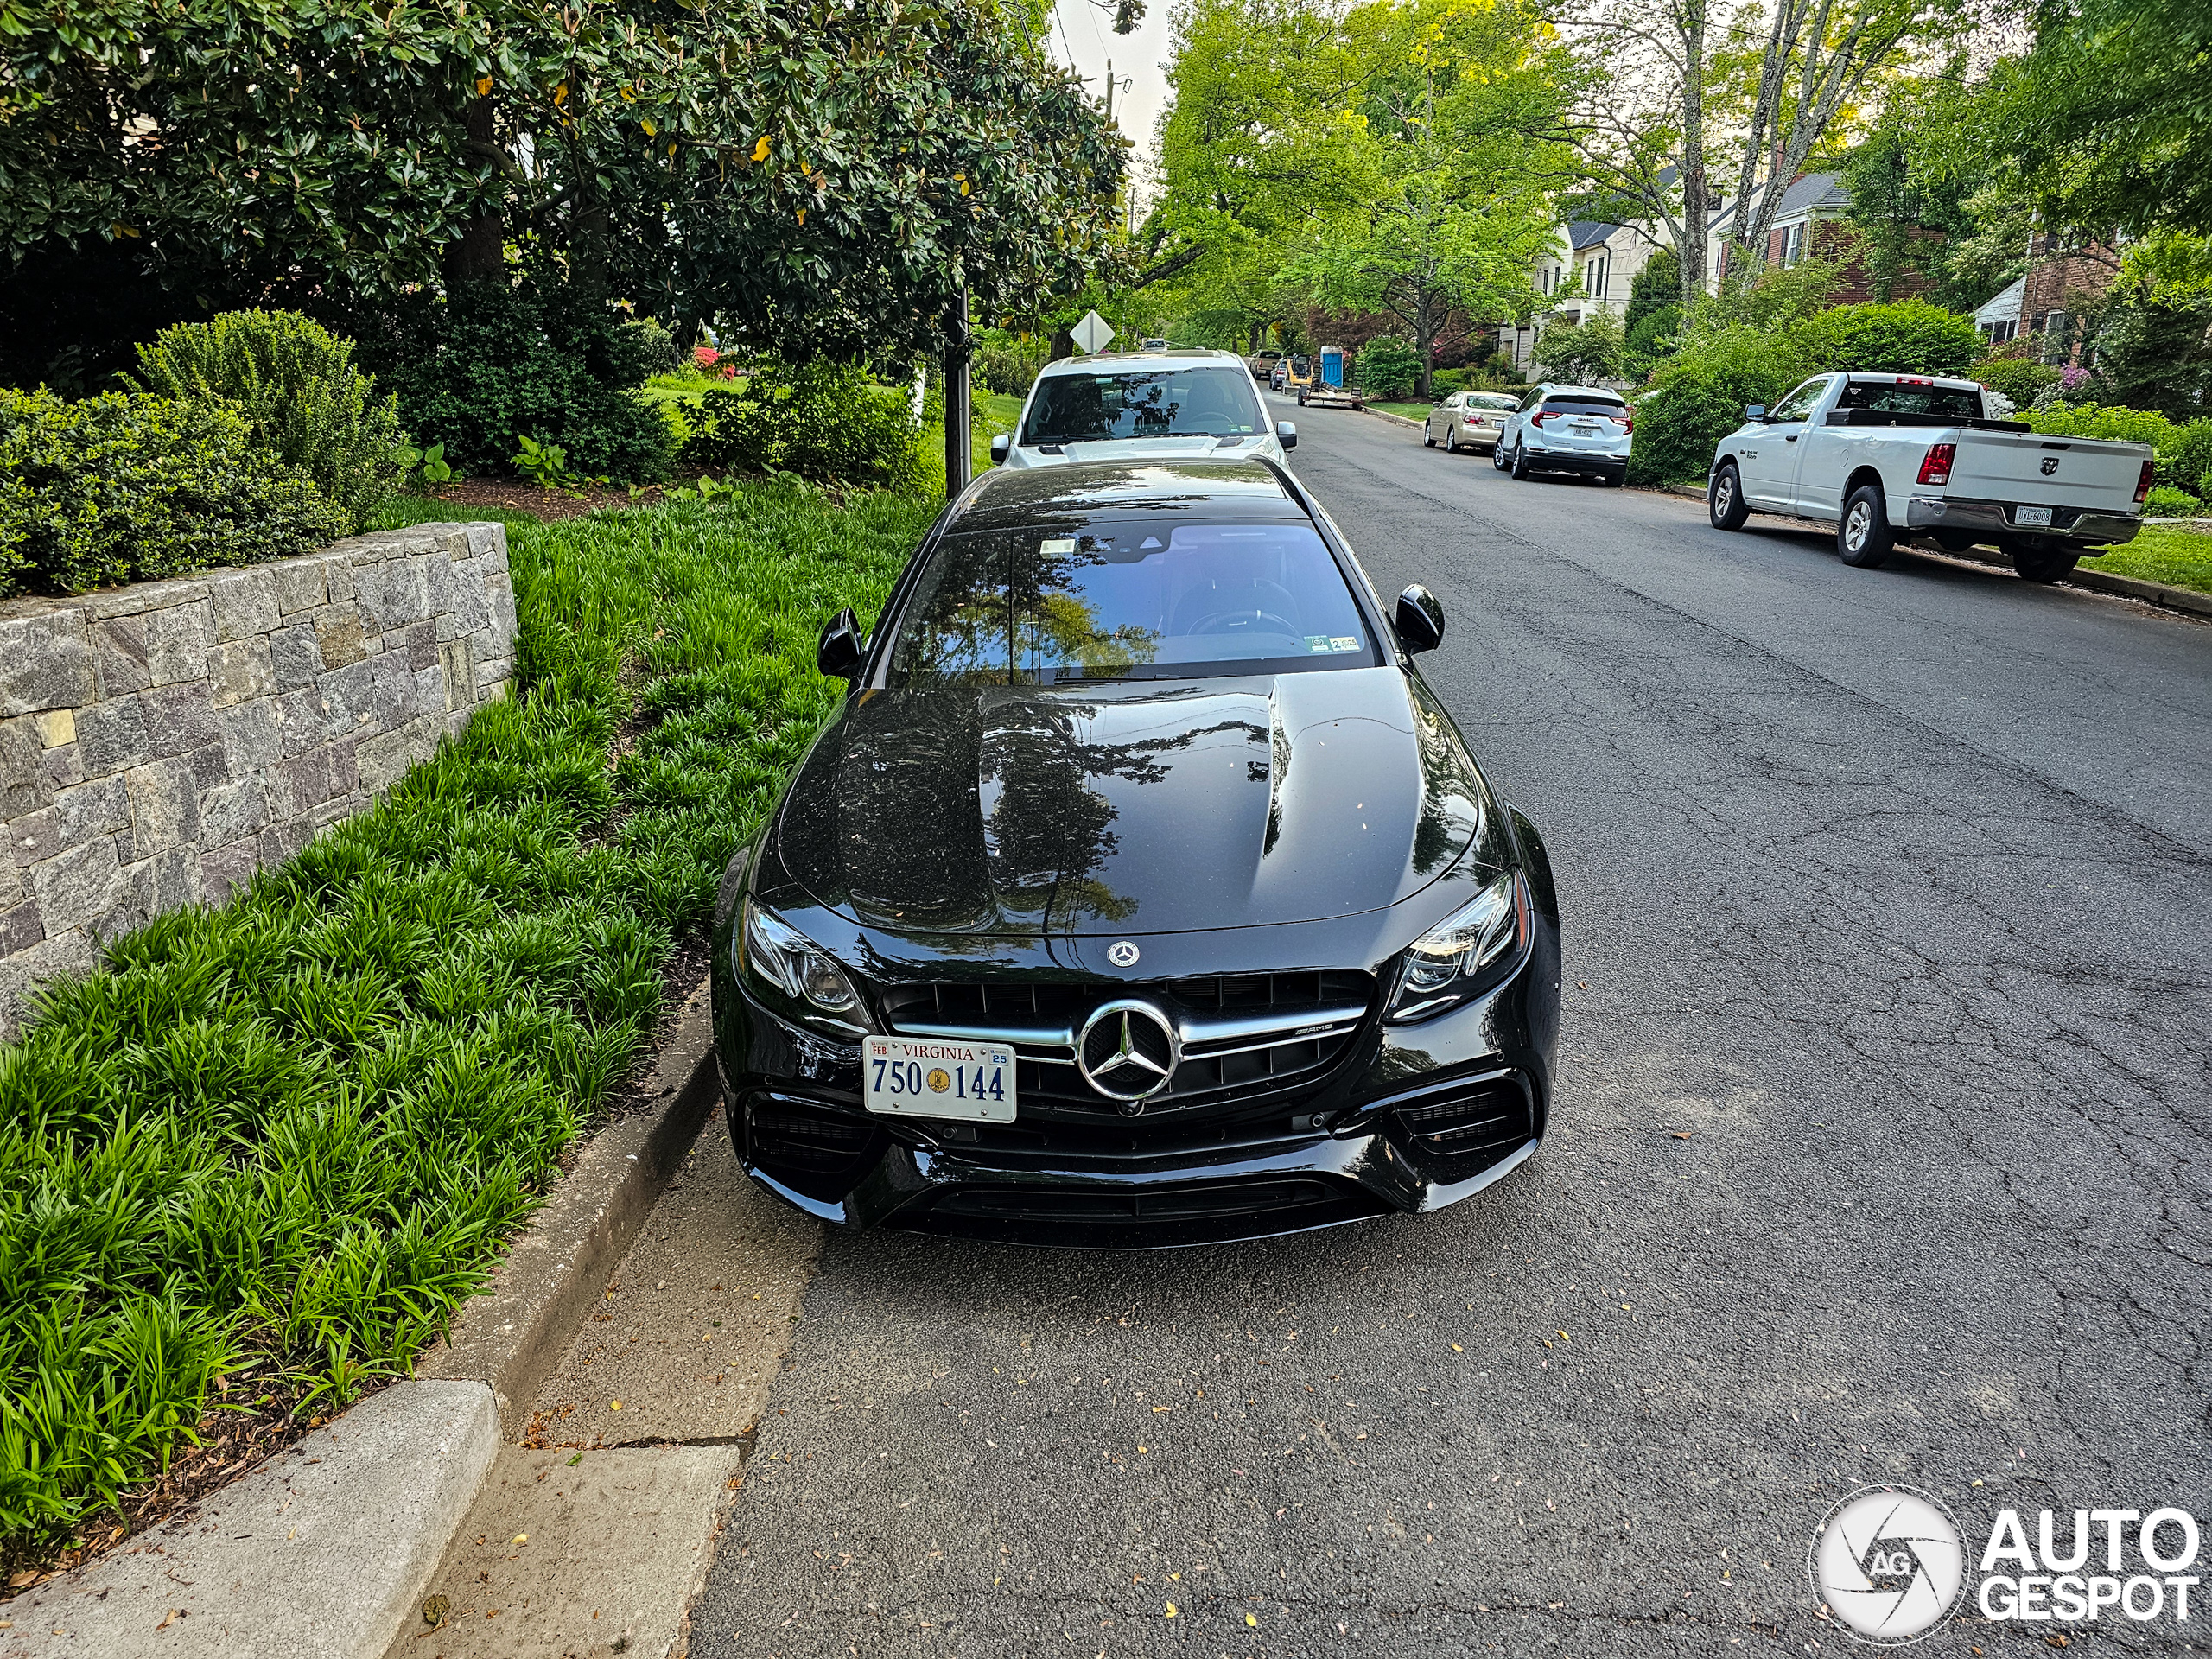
left=1906, top=494, right=2142, bottom=548
left=712, top=922, right=1560, bottom=1249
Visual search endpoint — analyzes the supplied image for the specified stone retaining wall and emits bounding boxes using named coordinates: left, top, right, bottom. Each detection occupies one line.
left=0, top=522, right=515, bottom=1034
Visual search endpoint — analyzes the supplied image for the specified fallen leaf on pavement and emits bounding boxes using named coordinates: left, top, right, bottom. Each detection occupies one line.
left=1670, top=1130, right=1692, bottom=1139
left=512, top=1534, right=528, bottom=1545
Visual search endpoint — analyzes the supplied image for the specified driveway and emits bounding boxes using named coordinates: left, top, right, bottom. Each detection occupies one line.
left=689, top=399, right=2212, bottom=1657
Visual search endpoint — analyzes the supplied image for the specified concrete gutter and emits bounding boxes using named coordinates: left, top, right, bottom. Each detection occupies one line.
left=1657, top=483, right=2210, bottom=619
left=420, top=976, right=721, bottom=1435
left=3, top=1382, right=498, bottom=1659
left=1365, top=407, right=1424, bottom=429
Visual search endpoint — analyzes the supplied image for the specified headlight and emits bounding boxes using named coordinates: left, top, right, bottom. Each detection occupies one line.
left=1385, top=870, right=1531, bottom=1023
left=737, top=897, right=872, bottom=1039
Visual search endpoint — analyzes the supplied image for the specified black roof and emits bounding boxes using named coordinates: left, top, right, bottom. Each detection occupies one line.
left=953, top=460, right=1307, bottom=533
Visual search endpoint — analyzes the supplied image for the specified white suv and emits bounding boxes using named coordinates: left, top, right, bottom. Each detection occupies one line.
left=988, top=349, right=1298, bottom=470
left=1494, top=384, right=1633, bottom=486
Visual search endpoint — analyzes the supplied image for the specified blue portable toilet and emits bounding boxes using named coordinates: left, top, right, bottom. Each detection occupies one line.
left=1319, top=346, right=1345, bottom=389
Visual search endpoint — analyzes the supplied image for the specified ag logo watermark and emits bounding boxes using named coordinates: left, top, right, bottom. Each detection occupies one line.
left=1810, top=1486, right=2205, bottom=1643
left=1809, top=1486, right=1967, bottom=1645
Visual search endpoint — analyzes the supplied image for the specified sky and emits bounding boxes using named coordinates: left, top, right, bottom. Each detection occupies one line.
left=1047, top=0, right=1175, bottom=201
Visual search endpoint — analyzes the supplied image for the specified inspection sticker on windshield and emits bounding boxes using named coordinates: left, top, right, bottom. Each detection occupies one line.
left=1306, top=634, right=1363, bottom=653
left=864, top=1037, right=1017, bottom=1122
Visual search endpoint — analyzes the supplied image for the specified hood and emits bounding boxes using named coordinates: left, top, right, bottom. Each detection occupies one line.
left=774, top=667, right=1488, bottom=938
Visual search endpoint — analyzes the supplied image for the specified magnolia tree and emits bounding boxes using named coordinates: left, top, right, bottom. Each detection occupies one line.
left=0, top=0, right=1124, bottom=383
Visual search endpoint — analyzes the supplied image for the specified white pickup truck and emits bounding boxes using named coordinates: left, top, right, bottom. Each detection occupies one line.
left=1706, top=372, right=2153, bottom=582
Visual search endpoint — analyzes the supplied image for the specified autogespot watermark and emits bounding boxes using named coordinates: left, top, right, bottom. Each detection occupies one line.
left=1809, top=1485, right=2205, bottom=1645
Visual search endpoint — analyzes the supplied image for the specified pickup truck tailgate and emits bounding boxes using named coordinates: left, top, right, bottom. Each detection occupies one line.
left=1949, top=431, right=2145, bottom=509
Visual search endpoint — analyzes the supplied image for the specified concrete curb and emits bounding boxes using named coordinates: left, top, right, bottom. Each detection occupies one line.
left=1656, top=483, right=2210, bottom=618
left=5, top=1381, right=499, bottom=1659
left=420, top=976, right=721, bottom=1437
left=1365, top=407, right=1424, bottom=429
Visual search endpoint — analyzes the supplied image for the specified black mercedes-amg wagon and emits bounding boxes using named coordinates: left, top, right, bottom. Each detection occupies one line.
left=709, top=459, right=1560, bottom=1247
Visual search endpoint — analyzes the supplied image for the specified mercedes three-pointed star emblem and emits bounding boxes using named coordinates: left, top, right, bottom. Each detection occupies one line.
left=1076, top=999, right=1179, bottom=1110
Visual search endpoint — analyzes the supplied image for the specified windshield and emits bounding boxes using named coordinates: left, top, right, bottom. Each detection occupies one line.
left=1837, top=381, right=1985, bottom=420
left=1467, top=393, right=1520, bottom=412
left=887, top=519, right=1376, bottom=687
left=1021, top=368, right=1264, bottom=445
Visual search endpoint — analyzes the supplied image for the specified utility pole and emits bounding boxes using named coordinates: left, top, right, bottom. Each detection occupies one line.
left=943, top=278, right=972, bottom=499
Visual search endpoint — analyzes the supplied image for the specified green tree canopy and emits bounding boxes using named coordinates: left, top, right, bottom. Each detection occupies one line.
left=0, top=0, right=1123, bottom=384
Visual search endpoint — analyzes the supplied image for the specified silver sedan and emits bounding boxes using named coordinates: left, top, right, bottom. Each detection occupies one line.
left=1423, top=391, right=1522, bottom=454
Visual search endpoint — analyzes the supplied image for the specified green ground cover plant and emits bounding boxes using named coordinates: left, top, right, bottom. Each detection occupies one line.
left=0, top=483, right=934, bottom=1571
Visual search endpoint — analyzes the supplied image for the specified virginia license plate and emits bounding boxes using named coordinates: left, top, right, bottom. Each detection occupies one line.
left=863, top=1037, right=1017, bottom=1123
left=2015, top=505, right=2054, bottom=527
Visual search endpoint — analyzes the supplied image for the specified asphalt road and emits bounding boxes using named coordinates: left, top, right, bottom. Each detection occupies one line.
left=692, top=402, right=2212, bottom=1657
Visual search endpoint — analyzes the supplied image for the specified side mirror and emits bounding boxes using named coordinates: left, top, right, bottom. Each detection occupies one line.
left=989, top=433, right=1009, bottom=465
left=1744, top=404, right=1768, bottom=423
left=817, top=608, right=865, bottom=679
left=1394, top=584, right=1444, bottom=654
left=1275, top=420, right=1298, bottom=451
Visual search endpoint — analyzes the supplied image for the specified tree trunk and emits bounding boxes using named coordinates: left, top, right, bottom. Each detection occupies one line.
left=1415, top=291, right=1435, bottom=400
left=444, top=94, right=505, bottom=287
left=1674, top=0, right=1711, bottom=308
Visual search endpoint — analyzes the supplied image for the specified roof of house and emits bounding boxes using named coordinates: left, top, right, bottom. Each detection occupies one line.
left=1710, top=171, right=1852, bottom=232
left=1973, top=275, right=2026, bottom=327
left=1567, top=219, right=1624, bottom=251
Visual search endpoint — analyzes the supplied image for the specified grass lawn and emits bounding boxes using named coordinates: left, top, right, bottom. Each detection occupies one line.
left=0, top=483, right=934, bottom=1572
left=2090, top=522, right=2212, bottom=596
left=1370, top=400, right=1438, bottom=423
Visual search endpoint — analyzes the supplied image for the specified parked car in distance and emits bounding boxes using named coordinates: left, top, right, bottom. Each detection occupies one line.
left=1707, top=372, right=2152, bottom=582
left=709, top=459, right=1562, bottom=1248
left=989, top=349, right=1299, bottom=470
left=1495, top=385, right=1632, bottom=486
left=1425, top=390, right=1522, bottom=455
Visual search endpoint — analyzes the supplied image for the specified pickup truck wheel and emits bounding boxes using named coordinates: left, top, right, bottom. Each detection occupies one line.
left=1708, top=462, right=1749, bottom=530
left=2009, top=544, right=2080, bottom=583
left=1837, top=485, right=1894, bottom=569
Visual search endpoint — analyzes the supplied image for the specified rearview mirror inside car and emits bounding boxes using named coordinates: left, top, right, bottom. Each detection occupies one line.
left=1744, top=404, right=1768, bottom=423
left=1395, top=585, right=1444, bottom=654
left=1276, top=421, right=1298, bottom=450
left=989, top=433, right=1010, bottom=465
left=817, top=609, right=865, bottom=679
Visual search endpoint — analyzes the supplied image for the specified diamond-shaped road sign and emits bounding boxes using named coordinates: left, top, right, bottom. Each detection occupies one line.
left=1070, top=309, right=1116, bottom=354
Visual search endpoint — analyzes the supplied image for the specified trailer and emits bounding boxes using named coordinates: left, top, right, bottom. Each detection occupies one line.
left=1295, top=344, right=1363, bottom=410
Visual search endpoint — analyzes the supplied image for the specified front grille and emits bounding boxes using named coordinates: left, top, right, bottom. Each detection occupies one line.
left=879, top=969, right=1373, bottom=1116
left=1391, top=1074, right=1534, bottom=1176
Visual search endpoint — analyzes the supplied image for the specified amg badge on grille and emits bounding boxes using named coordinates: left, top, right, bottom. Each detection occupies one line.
left=1077, top=999, right=1179, bottom=1109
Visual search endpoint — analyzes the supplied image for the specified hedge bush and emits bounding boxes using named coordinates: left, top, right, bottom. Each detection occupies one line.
left=1794, top=299, right=1984, bottom=378
left=1626, top=326, right=1808, bottom=486
left=128, top=311, right=404, bottom=532
left=352, top=283, right=676, bottom=483
left=675, top=359, right=925, bottom=487
left=0, top=389, right=347, bottom=598
left=1968, top=353, right=2062, bottom=410
left=1353, top=336, right=1421, bottom=400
